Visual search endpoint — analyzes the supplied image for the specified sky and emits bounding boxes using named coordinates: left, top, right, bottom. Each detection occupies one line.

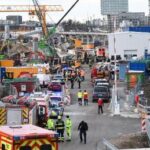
left=0, top=0, right=149, bottom=23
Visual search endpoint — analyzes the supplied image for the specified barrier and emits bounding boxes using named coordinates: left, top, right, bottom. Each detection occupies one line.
left=141, top=118, right=146, bottom=132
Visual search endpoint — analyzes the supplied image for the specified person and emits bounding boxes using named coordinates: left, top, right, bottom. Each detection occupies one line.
left=78, top=120, right=88, bottom=144
left=80, top=69, right=85, bottom=81
left=55, top=116, right=65, bottom=142
left=77, top=90, right=83, bottom=105
left=76, top=75, right=82, bottom=89
left=98, top=98, right=103, bottom=114
left=47, top=117, right=55, bottom=130
left=83, top=90, right=88, bottom=106
left=70, top=76, right=75, bottom=89
left=65, top=115, right=72, bottom=141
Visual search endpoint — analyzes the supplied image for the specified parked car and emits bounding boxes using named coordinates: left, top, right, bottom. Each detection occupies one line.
left=49, top=94, right=64, bottom=108
left=47, top=80, right=62, bottom=92
left=94, top=78, right=112, bottom=88
left=53, top=74, right=65, bottom=84
left=92, top=85, right=111, bottom=103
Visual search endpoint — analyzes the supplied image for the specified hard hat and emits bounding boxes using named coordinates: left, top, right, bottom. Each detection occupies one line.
left=58, top=116, right=61, bottom=119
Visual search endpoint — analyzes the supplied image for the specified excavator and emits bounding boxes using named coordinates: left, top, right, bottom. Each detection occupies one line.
left=32, top=0, right=79, bottom=57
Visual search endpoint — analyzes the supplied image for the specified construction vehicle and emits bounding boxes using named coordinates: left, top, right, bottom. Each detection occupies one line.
left=0, top=124, right=58, bottom=150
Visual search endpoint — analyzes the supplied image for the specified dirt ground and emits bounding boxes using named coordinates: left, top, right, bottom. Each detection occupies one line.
left=110, top=132, right=150, bottom=149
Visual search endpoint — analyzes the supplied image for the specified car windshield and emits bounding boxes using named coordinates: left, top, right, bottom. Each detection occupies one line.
left=94, top=87, right=108, bottom=93
left=51, top=97, right=61, bottom=101
left=54, top=76, right=63, bottom=79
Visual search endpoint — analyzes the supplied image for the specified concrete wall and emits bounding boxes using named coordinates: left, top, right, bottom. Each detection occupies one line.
left=108, top=32, right=150, bottom=59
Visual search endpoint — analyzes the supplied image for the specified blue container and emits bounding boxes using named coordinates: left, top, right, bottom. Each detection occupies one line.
left=119, top=63, right=128, bottom=81
left=128, top=26, right=150, bottom=33
left=129, top=62, right=146, bottom=75
left=0, top=67, right=6, bottom=79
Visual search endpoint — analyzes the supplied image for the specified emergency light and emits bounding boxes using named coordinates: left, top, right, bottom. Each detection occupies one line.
left=13, top=136, right=20, bottom=141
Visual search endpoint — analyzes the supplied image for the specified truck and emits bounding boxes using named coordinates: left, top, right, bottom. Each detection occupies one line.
left=0, top=95, right=37, bottom=125
left=0, top=124, right=58, bottom=150
left=0, top=94, right=49, bottom=127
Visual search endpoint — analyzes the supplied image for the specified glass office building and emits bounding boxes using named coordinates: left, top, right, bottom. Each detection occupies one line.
left=101, top=0, right=128, bottom=15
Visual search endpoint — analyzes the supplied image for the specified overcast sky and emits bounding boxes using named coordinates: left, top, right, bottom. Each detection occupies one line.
left=0, top=0, right=148, bottom=23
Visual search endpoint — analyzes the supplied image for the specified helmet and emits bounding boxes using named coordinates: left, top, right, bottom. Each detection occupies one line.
left=58, top=116, right=61, bottom=119
left=66, top=115, right=69, bottom=118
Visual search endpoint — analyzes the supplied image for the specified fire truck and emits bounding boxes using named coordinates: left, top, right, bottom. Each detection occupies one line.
left=0, top=124, right=58, bottom=150
left=0, top=94, right=49, bottom=127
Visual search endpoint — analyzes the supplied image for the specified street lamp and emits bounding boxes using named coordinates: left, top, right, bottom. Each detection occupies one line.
left=112, top=16, right=120, bottom=115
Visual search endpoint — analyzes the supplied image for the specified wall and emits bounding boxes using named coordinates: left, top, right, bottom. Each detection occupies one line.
left=108, top=32, right=150, bottom=59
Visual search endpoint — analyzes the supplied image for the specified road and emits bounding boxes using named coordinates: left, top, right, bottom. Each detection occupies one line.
left=59, top=65, right=140, bottom=150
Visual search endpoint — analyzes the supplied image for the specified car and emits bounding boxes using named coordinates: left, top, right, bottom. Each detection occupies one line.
left=53, top=74, right=65, bottom=84
left=94, top=78, right=112, bottom=87
left=49, top=94, right=64, bottom=108
left=49, top=106, right=64, bottom=119
left=92, top=85, right=111, bottom=103
left=47, top=80, right=62, bottom=92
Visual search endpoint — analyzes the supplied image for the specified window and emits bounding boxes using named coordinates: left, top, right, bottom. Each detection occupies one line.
left=40, top=144, right=52, bottom=150
left=39, top=106, right=46, bottom=115
left=20, top=146, right=31, bottom=150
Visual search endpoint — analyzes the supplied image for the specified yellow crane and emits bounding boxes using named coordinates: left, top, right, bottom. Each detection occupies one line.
left=0, top=5, right=63, bottom=36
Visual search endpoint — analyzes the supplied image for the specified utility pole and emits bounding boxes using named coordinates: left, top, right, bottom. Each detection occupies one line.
left=112, top=16, right=120, bottom=115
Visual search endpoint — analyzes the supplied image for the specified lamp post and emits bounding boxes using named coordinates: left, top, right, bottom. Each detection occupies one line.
left=112, top=16, right=120, bottom=115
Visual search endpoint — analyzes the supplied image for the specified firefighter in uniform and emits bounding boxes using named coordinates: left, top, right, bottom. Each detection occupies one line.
left=65, top=115, right=72, bottom=141
left=55, top=116, right=65, bottom=142
left=47, top=117, right=55, bottom=130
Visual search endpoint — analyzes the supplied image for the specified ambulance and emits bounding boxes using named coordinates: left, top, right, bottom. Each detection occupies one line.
left=0, top=124, right=58, bottom=150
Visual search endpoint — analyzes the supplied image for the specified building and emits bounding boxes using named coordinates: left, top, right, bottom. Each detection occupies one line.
left=108, top=32, right=150, bottom=60
left=101, top=0, right=128, bottom=15
left=101, top=0, right=129, bottom=32
left=6, top=15, right=22, bottom=25
left=118, top=12, right=146, bottom=27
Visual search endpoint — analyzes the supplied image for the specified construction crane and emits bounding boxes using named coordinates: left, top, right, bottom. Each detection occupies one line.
left=32, top=0, right=79, bottom=56
left=0, top=5, right=63, bottom=36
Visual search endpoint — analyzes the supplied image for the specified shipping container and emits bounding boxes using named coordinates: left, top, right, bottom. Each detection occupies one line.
left=6, top=67, right=46, bottom=78
left=0, top=60, right=14, bottom=67
left=119, top=63, right=128, bottom=81
left=128, top=26, right=150, bottom=33
left=129, top=62, right=146, bottom=71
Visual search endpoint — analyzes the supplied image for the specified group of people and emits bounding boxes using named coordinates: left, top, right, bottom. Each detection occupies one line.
left=77, top=90, right=89, bottom=106
left=47, top=115, right=88, bottom=144
left=47, top=115, right=72, bottom=142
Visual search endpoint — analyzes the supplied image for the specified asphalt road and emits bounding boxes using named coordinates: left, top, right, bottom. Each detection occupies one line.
left=59, top=65, right=140, bottom=150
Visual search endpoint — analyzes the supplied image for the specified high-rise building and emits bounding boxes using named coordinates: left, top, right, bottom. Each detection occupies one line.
left=101, top=0, right=128, bottom=15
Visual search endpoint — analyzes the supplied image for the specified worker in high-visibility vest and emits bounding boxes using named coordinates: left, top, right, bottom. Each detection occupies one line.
left=77, top=90, right=83, bottom=105
left=47, top=117, right=55, bottom=130
left=65, top=115, right=72, bottom=141
left=55, top=116, right=65, bottom=142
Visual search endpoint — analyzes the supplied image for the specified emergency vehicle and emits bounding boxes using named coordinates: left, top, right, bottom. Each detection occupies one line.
left=0, top=124, right=58, bottom=150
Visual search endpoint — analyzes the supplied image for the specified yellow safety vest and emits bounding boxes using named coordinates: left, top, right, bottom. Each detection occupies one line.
left=65, top=118, right=72, bottom=128
left=47, top=119, right=54, bottom=129
left=77, top=92, right=82, bottom=98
